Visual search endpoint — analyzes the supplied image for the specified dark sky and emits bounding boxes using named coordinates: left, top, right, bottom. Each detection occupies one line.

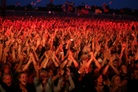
left=6, top=0, right=138, bottom=9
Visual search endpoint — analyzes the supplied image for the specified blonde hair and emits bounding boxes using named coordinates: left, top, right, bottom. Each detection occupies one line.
left=110, top=75, right=120, bottom=87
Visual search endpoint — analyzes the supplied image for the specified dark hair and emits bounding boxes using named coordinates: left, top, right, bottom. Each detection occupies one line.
left=93, top=72, right=103, bottom=80
left=131, top=26, right=135, bottom=30
left=2, top=73, right=12, bottom=80
left=0, top=63, right=11, bottom=73
left=93, top=72, right=104, bottom=86
left=17, top=71, right=28, bottom=80
left=134, top=60, right=138, bottom=64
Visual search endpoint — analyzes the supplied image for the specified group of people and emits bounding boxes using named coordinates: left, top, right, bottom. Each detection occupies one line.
left=0, top=15, right=138, bottom=92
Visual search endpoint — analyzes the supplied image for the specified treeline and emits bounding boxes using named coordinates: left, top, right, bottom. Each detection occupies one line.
left=1, top=4, right=138, bottom=16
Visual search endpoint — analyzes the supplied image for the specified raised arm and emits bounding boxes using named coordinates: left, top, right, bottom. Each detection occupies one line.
left=40, top=52, right=49, bottom=68
left=22, top=56, right=32, bottom=72
left=66, top=68, right=75, bottom=91
left=109, top=55, right=120, bottom=75
left=0, top=40, right=4, bottom=62
left=86, top=52, right=94, bottom=68
left=51, top=51, right=60, bottom=67
left=69, top=50, right=79, bottom=68
left=93, top=54, right=102, bottom=70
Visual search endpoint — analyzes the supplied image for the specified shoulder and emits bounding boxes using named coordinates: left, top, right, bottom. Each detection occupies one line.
left=0, top=84, right=6, bottom=92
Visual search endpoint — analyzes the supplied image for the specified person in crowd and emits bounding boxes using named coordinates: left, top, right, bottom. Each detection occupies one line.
left=53, top=67, right=75, bottom=92
left=92, top=72, right=109, bottom=92
left=0, top=63, right=12, bottom=77
left=0, top=15, right=138, bottom=92
left=109, top=74, right=127, bottom=92
left=33, top=67, right=53, bottom=92
left=0, top=73, right=15, bottom=92
left=14, top=71, right=36, bottom=92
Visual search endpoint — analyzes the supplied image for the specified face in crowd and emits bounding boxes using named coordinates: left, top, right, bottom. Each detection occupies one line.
left=2, top=63, right=11, bottom=74
left=111, top=75, right=121, bottom=86
left=2, top=73, right=12, bottom=86
left=18, top=72, right=28, bottom=86
left=39, top=70, right=49, bottom=84
left=97, top=74, right=104, bottom=86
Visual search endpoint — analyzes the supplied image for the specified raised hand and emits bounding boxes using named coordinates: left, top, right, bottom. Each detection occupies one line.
left=66, top=68, right=71, bottom=76
left=122, top=42, right=126, bottom=51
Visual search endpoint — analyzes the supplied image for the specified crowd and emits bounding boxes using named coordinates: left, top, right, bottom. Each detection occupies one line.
left=0, top=15, right=138, bottom=92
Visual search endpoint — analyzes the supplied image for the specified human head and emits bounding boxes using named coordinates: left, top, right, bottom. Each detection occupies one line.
left=93, top=72, right=104, bottom=86
left=18, top=72, right=28, bottom=86
left=81, top=54, right=89, bottom=61
left=1, top=63, right=11, bottom=74
left=39, top=69, right=49, bottom=84
left=2, top=73, right=12, bottom=86
left=111, top=75, right=121, bottom=86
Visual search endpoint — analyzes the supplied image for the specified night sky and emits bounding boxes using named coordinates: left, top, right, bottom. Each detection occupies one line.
left=6, top=0, right=138, bottom=9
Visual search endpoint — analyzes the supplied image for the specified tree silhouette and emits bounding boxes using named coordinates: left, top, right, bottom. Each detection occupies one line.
left=1, top=0, right=6, bottom=16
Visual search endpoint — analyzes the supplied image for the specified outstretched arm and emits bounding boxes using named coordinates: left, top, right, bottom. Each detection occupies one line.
left=109, top=55, right=120, bottom=75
